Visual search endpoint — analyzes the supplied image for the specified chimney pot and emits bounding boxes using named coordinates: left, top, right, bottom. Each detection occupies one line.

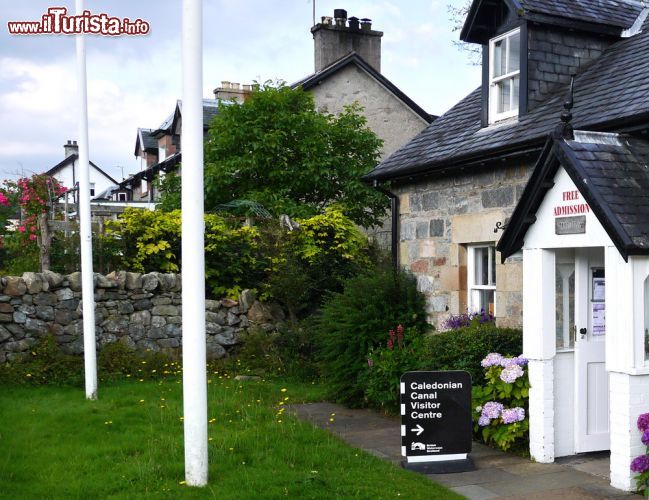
left=334, top=8, right=347, bottom=27
left=348, top=16, right=360, bottom=30
left=321, top=16, right=333, bottom=25
left=63, top=140, right=79, bottom=158
left=360, top=18, right=372, bottom=30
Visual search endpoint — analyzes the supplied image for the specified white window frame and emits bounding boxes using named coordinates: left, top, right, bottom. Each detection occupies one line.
left=488, top=27, right=521, bottom=123
left=117, top=192, right=127, bottom=202
left=89, top=182, right=96, bottom=197
left=141, top=178, right=148, bottom=196
left=467, top=244, right=497, bottom=315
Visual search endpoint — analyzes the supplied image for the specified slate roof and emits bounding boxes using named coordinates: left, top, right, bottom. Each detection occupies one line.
left=365, top=14, right=649, bottom=183
left=134, top=128, right=157, bottom=156
left=518, top=0, right=644, bottom=30
left=498, top=131, right=649, bottom=260
left=461, top=0, right=646, bottom=43
left=293, top=52, right=434, bottom=124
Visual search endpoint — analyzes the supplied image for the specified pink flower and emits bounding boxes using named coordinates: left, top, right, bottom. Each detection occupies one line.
left=29, top=234, right=37, bottom=241
left=30, top=226, right=36, bottom=232
left=18, top=226, right=26, bottom=233
left=367, top=358, right=373, bottom=367
left=387, top=338, right=394, bottom=350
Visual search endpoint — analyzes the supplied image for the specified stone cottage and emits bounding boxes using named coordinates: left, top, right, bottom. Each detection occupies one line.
left=365, top=0, right=649, bottom=330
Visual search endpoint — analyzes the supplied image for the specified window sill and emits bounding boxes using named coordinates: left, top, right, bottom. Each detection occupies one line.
left=478, top=115, right=519, bottom=133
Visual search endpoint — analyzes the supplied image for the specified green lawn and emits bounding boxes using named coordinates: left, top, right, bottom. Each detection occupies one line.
left=0, top=375, right=459, bottom=499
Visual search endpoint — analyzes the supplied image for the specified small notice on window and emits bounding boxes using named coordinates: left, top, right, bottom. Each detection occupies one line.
left=593, top=277, right=605, bottom=302
left=592, top=303, right=605, bottom=335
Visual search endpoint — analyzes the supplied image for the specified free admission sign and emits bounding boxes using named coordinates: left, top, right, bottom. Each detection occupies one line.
left=400, top=371, right=472, bottom=469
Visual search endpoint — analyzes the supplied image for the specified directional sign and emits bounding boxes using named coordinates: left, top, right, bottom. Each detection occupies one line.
left=400, top=371, right=472, bottom=465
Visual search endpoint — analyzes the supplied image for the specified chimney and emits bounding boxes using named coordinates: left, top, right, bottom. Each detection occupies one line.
left=213, top=80, right=253, bottom=102
left=63, top=140, right=78, bottom=158
left=311, top=8, right=383, bottom=73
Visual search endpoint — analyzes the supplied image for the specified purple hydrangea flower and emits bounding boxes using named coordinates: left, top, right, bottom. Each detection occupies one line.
left=642, top=431, right=649, bottom=447
left=500, top=357, right=518, bottom=368
left=478, top=415, right=491, bottom=427
left=501, top=407, right=526, bottom=424
left=482, top=401, right=504, bottom=419
left=638, top=413, right=649, bottom=432
left=500, top=364, right=524, bottom=383
left=481, top=353, right=504, bottom=368
left=631, top=454, right=649, bottom=473
left=514, top=355, right=528, bottom=366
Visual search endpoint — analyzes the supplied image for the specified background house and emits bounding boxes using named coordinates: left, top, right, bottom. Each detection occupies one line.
left=295, top=9, right=435, bottom=248
left=47, top=140, right=119, bottom=204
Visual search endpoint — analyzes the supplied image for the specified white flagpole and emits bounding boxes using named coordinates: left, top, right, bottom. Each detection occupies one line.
left=75, top=0, right=97, bottom=401
left=181, top=0, right=208, bottom=486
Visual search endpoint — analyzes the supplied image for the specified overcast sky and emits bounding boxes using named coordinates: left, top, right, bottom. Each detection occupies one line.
left=0, top=0, right=479, bottom=183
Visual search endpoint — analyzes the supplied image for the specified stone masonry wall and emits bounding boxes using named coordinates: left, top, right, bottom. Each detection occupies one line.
left=396, top=161, right=533, bottom=329
left=0, top=271, right=285, bottom=363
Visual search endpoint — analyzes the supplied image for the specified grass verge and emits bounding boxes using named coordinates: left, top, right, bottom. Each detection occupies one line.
left=0, top=375, right=459, bottom=499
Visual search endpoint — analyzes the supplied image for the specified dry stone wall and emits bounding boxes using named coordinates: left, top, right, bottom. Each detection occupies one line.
left=0, top=271, right=285, bottom=363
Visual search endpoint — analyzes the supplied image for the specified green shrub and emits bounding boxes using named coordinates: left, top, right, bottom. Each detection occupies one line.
left=0, top=336, right=180, bottom=386
left=0, top=335, right=83, bottom=386
left=264, top=207, right=374, bottom=320
left=420, top=324, right=522, bottom=385
left=313, top=265, right=429, bottom=407
left=361, top=325, right=426, bottom=414
left=231, top=326, right=318, bottom=380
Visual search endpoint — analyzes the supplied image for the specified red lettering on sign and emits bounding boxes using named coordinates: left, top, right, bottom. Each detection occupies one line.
left=562, top=190, right=579, bottom=201
left=553, top=204, right=590, bottom=216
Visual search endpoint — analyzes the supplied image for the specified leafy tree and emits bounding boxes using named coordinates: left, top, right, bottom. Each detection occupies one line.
left=201, top=82, right=387, bottom=227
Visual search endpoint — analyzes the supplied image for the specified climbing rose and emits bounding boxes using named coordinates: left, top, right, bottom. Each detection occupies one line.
left=18, top=226, right=26, bottom=233
left=638, top=413, right=649, bottom=432
left=482, top=402, right=503, bottom=419
left=29, top=234, right=37, bottom=241
left=501, top=407, right=525, bottom=424
left=631, top=455, right=649, bottom=473
left=481, top=353, right=503, bottom=368
left=500, top=364, right=524, bottom=383
left=0, top=193, right=8, bottom=206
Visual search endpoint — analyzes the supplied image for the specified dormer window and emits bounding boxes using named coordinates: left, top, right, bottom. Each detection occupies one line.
left=489, top=28, right=520, bottom=123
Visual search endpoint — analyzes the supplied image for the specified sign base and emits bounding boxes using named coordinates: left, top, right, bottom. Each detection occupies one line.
left=401, top=457, right=475, bottom=474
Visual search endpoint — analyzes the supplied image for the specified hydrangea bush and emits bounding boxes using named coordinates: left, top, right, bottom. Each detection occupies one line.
left=472, top=352, right=530, bottom=451
left=631, top=412, right=649, bottom=495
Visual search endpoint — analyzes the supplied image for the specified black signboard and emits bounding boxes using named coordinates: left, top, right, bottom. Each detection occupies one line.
left=400, top=371, right=472, bottom=472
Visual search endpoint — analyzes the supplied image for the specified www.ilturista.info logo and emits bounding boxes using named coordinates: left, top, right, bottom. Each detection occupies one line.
left=7, top=7, right=150, bottom=36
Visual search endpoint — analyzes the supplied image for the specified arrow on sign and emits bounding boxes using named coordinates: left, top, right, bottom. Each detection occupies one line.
left=411, top=424, right=424, bottom=436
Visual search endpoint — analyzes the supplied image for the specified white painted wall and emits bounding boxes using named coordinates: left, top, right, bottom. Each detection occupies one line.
left=50, top=158, right=116, bottom=202
left=554, top=351, right=575, bottom=457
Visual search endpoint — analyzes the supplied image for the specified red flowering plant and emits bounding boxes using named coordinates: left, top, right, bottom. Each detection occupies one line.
left=1, top=175, right=68, bottom=270
left=362, top=325, right=425, bottom=414
left=631, top=412, right=649, bottom=496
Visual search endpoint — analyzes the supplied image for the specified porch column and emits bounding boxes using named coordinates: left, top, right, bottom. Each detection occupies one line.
left=523, top=248, right=556, bottom=462
left=608, top=252, right=649, bottom=491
